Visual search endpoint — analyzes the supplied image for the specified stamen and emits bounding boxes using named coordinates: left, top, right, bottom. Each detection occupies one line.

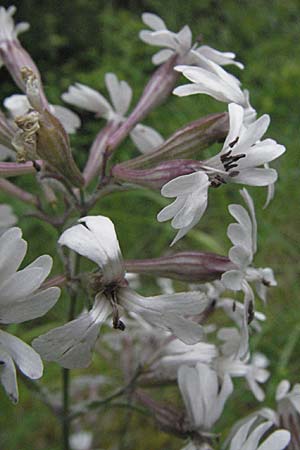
left=220, top=150, right=232, bottom=162
left=33, top=160, right=41, bottom=172
left=221, top=152, right=246, bottom=172
left=229, top=136, right=239, bottom=148
left=210, top=174, right=226, bottom=188
left=247, top=300, right=254, bottom=325
left=109, top=290, right=126, bottom=331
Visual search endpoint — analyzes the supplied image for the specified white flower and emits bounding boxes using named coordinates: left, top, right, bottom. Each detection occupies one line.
left=219, top=189, right=277, bottom=355
left=157, top=105, right=285, bottom=244
left=174, top=55, right=241, bottom=101
left=152, top=339, right=218, bottom=381
left=216, top=328, right=270, bottom=401
left=276, top=379, right=300, bottom=447
left=276, top=380, right=300, bottom=413
left=139, top=13, right=243, bottom=70
left=0, top=204, right=17, bottom=232
left=157, top=171, right=210, bottom=245
left=227, top=416, right=290, bottom=450
left=0, top=227, right=60, bottom=402
left=178, top=362, right=233, bottom=431
left=4, top=94, right=81, bottom=134
left=33, top=216, right=208, bottom=368
left=172, top=47, right=255, bottom=124
left=205, top=104, right=285, bottom=188
left=0, top=6, right=29, bottom=48
left=62, top=73, right=163, bottom=153
left=222, top=188, right=277, bottom=298
left=139, top=13, right=193, bottom=65
left=69, top=431, right=92, bottom=450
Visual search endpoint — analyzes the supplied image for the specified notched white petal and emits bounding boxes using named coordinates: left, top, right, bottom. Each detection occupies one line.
left=32, top=295, right=112, bottom=369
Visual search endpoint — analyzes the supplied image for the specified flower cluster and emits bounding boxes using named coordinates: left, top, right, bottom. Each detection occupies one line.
left=0, top=6, right=294, bottom=450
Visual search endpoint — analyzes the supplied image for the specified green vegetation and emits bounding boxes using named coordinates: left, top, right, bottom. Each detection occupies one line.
left=0, top=0, right=299, bottom=449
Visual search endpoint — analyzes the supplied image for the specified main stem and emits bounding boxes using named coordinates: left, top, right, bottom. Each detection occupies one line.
left=62, top=368, right=70, bottom=450
left=62, top=253, right=81, bottom=450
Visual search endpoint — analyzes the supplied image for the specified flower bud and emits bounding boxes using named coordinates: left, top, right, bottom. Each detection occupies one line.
left=119, top=112, right=228, bottom=170
left=12, top=68, right=84, bottom=187
left=34, top=109, right=84, bottom=187
left=125, top=251, right=234, bottom=283
left=0, top=7, right=48, bottom=106
left=112, top=159, right=203, bottom=189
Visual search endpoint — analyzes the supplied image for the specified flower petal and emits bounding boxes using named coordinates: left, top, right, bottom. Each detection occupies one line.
left=258, top=430, right=291, bottom=450
left=105, top=73, right=132, bottom=116
left=141, top=13, right=166, bottom=31
left=229, top=416, right=257, bottom=450
left=197, top=45, right=244, bottom=69
left=232, top=168, right=278, bottom=186
left=221, top=269, right=244, bottom=291
left=62, top=83, right=112, bottom=118
left=0, top=227, right=27, bottom=285
left=130, top=123, right=163, bottom=153
left=58, top=216, right=125, bottom=284
left=161, top=171, right=206, bottom=197
left=222, top=103, right=244, bottom=151
left=152, top=48, right=174, bottom=64
left=157, top=196, right=186, bottom=222
left=0, top=287, right=60, bottom=324
left=32, top=294, right=112, bottom=369
left=0, top=267, right=46, bottom=304
left=51, top=104, right=81, bottom=134
left=0, top=344, right=18, bottom=403
left=0, top=330, right=43, bottom=379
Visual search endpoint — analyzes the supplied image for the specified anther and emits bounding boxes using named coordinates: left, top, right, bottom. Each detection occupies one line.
left=247, top=300, right=254, bottom=325
left=229, top=136, right=239, bottom=148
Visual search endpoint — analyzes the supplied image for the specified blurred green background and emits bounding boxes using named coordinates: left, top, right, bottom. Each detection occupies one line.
left=0, top=0, right=300, bottom=449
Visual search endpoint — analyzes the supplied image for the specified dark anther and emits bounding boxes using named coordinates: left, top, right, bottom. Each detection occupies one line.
left=247, top=300, right=254, bottom=325
left=33, top=160, right=41, bottom=172
left=80, top=221, right=90, bottom=230
left=220, top=150, right=232, bottom=162
left=0, top=360, right=5, bottom=365
left=224, top=162, right=238, bottom=171
left=117, top=320, right=126, bottom=331
left=228, top=170, right=240, bottom=177
left=210, top=174, right=226, bottom=188
left=229, top=136, right=239, bottom=148
left=222, top=152, right=246, bottom=172
left=263, top=279, right=271, bottom=287
left=113, top=316, right=126, bottom=331
left=232, top=301, right=236, bottom=312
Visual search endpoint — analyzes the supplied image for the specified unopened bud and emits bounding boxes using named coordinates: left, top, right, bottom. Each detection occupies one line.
left=13, top=68, right=84, bottom=187
left=119, top=112, right=228, bottom=170
left=112, top=159, right=203, bottom=189
left=125, top=251, right=234, bottom=283
left=35, top=109, right=84, bottom=187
